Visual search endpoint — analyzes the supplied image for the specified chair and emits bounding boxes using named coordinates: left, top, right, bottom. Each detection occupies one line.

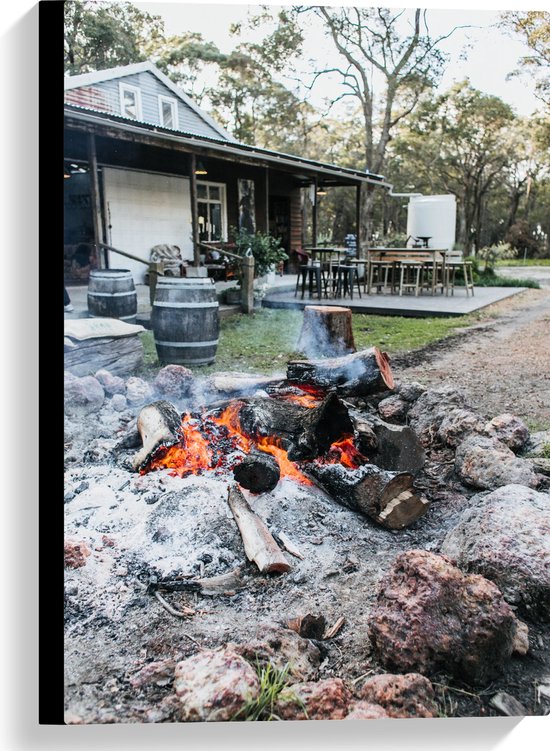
left=295, top=262, right=323, bottom=300
left=333, top=264, right=362, bottom=299
left=365, top=252, right=401, bottom=295
left=443, top=251, right=475, bottom=297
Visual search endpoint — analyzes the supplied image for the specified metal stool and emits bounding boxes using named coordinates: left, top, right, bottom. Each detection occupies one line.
left=295, top=264, right=323, bottom=300
left=334, top=265, right=362, bottom=299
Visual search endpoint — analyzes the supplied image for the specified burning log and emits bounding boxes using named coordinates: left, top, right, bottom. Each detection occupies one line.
left=227, top=485, right=291, bottom=574
left=351, top=414, right=425, bottom=474
left=233, top=449, right=281, bottom=493
left=237, top=392, right=353, bottom=461
left=287, top=347, right=394, bottom=397
left=302, top=463, right=429, bottom=530
left=132, top=400, right=182, bottom=470
left=297, top=305, right=355, bottom=357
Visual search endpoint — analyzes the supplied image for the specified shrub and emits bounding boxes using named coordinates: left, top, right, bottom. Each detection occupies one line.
left=231, top=227, right=288, bottom=279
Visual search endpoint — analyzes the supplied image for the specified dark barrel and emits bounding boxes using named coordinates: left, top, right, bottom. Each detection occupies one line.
left=151, top=277, right=219, bottom=365
left=87, top=269, right=137, bottom=322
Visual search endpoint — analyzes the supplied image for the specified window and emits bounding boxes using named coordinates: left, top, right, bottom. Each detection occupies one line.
left=158, top=95, right=179, bottom=129
left=197, top=182, right=227, bottom=242
left=119, top=83, right=142, bottom=120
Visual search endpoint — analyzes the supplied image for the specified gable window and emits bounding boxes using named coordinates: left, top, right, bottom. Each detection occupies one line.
left=159, top=95, right=178, bottom=129
left=119, top=83, right=142, bottom=120
left=197, top=182, right=227, bottom=242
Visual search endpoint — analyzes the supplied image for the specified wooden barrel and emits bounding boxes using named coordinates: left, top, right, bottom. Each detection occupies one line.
left=87, top=269, right=137, bottom=322
left=151, top=277, right=219, bottom=365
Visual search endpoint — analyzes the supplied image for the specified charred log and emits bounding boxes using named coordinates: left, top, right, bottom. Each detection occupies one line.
left=303, top=463, right=429, bottom=530
left=297, top=305, right=355, bottom=357
left=237, top=392, right=353, bottom=461
left=372, top=421, right=425, bottom=474
left=233, top=449, right=281, bottom=493
left=227, top=485, right=291, bottom=574
left=287, top=347, right=394, bottom=397
left=132, top=400, right=182, bottom=470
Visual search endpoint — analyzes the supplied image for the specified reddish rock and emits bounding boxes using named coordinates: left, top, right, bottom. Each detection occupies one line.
left=408, top=386, right=469, bottom=447
left=360, top=673, right=438, bottom=718
left=173, top=648, right=260, bottom=722
left=275, top=678, right=352, bottom=720
left=230, top=625, right=321, bottom=682
left=345, top=701, right=389, bottom=720
left=64, top=540, right=91, bottom=569
left=129, top=658, right=176, bottom=689
left=455, top=434, right=539, bottom=490
left=368, top=549, right=521, bottom=684
left=95, top=369, right=126, bottom=395
left=437, top=408, right=483, bottom=448
left=377, top=395, right=408, bottom=423
left=154, top=365, right=194, bottom=399
left=484, top=413, right=530, bottom=453
left=440, top=484, right=550, bottom=621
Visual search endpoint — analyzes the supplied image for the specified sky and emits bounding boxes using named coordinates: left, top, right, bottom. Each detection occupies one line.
left=133, top=0, right=549, bottom=117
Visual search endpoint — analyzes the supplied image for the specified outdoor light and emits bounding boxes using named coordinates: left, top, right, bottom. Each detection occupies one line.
left=195, top=160, right=208, bottom=175
left=316, top=187, right=327, bottom=196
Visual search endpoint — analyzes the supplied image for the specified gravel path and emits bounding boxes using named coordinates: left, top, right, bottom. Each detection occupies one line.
left=394, top=289, right=550, bottom=428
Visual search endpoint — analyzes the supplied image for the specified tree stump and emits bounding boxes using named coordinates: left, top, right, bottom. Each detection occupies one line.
left=297, top=305, right=356, bottom=357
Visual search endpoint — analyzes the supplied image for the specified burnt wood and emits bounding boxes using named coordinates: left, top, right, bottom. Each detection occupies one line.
left=302, top=462, right=429, bottom=530
left=287, top=347, right=394, bottom=397
left=233, top=449, right=281, bottom=493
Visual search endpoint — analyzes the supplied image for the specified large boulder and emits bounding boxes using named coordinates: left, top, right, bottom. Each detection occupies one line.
left=368, top=549, right=521, bottom=684
left=483, top=414, right=530, bottom=453
left=154, top=365, right=194, bottom=400
left=359, top=673, right=438, bottom=719
left=407, top=386, right=469, bottom=447
left=440, top=484, right=550, bottom=621
left=173, top=648, right=260, bottom=722
left=437, top=408, right=483, bottom=448
left=454, top=434, right=539, bottom=489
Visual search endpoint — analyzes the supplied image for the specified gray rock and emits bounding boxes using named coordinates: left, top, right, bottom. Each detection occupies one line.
left=125, top=377, right=153, bottom=406
left=484, top=413, right=530, bottom=453
left=154, top=365, right=194, bottom=399
left=110, top=393, right=127, bottom=412
left=437, top=408, right=484, bottom=447
left=377, top=394, right=409, bottom=423
left=408, top=386, right=469, bottom=447
left=440, top=484, right=550, bottom=621
left=525, top=430, right=550, bottom=458
left=95, top=369, right=126, bottom=395
left=395, top=381, right=426, bottom=403
left=64, top=375, right=105, bottom=416
left=455, top=434, right=539, bottom=490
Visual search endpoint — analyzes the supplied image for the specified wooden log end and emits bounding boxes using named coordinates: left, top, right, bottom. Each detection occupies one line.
left=373, top=347, right=394, bottom=390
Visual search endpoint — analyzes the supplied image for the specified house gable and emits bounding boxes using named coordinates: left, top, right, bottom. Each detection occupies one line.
left=64, top=62, right=234, bottom=142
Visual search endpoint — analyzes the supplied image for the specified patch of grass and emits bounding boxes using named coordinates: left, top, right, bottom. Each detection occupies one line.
left=231, top=662, right=303, bottom=722
left=475, top=273, right=540, bottom=289
left=496, top=258, right=550, bottom=267
left=353, top=313, right=478, bottom=353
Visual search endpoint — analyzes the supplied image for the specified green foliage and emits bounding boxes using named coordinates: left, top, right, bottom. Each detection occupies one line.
left=64, top=0, right=164, bottom=74
left=505, top=220, right=547, bottom=258
left=478, top=243, right=517, bottom=272
left=231, top=227, right=288, bottom=279
left=231, top=662, right=298, bottom=722
left=500, top=11, right=550, bottom=105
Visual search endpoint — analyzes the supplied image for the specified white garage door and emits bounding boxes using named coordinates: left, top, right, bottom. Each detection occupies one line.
left=102, top=167, right=193, bottom=283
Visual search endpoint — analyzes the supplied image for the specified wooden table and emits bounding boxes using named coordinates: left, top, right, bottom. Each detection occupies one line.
left=303, top=248, right=348, bottom=296
left=365, top=248, right=447, bottom=295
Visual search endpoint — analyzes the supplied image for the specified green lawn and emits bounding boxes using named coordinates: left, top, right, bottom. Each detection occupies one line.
left=496, top=258, right=550, bottom=267
left=139, top=307, right=482, bottom=376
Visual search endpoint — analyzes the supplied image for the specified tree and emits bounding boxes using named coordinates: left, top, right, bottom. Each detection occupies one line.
left=64, top=0, right=165, bottom=75
left=500, top=11, right=550, bottom=105
left=389, top=81, right=515, bottom=253
left=296, top=6, right=462, bottom=253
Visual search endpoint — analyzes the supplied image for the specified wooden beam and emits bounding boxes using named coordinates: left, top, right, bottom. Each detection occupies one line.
left=189, top=153, right=200, bottom=267
left=265, top=166, right=270, bottom=234
left=356, top=183, right=363, bottom=258
left=312, top=176, right=318, bottom=246
left=87, top=134, right=106, bottom=267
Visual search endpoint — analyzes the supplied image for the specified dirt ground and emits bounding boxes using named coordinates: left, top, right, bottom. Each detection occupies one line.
left=64, top=288, right=550, bottom=724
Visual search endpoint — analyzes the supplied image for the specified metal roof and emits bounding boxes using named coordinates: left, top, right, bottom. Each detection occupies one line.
left=65, top=103, right=390, bottom=188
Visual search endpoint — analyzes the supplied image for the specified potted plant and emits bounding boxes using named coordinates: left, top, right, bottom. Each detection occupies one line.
left=231, top=227, right=288, bottom=282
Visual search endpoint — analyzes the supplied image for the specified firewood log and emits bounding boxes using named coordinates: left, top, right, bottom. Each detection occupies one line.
left=287, top=347, right=394, bottom=397
left=302, top=463, right=429, bottom=530
left=233, top=449, right=281, bottom=493
left=237, top=392, right=353, bottom=461
left=132, top=400, right=182, bottom=470
left=297, top=305, right=356, bottom=357
left=227, top=485, right=291, bottom=574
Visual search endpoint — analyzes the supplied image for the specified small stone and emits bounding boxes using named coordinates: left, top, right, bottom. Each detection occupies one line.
left=455, top=434, right=539, bottom=490
left=377, top=395, right=408, bottom=423
left=513, top=621, right=530, bottom=655
left=64, top=375, right=105, bottom=416
left=275, top=678, right=352, bottom=720
left=110, top=393, right=127, bottom=412
left=64, top=492, right=75, bottom=504
left=154, top=365, right=194, bottom=399
left=64, top=582, right=78, bottom=596
left=345, top=701, right=389, bottom=720
left=396, top=381, right=426, bottom=403
left=101, top=535, right=115, bottom=548
left=130, top=659, right=176, bottom=689
left=437, top=408, right=483, bottom=447
left=152, top=526, right=172, bottom=543
left=64, top=541, right=91, bottom=569
left=95, top=369, right=126, bottom=395
left=126, top=377, right=153, bottom=406
left=173, top=648, right=260, bottom=722
left=114, top=566, right=128, bottom=577
left=484, top=414, right=530, bottom=453
left=230, top=625, right=321, bottom=682
left=360, top=673, right=438, bottom=718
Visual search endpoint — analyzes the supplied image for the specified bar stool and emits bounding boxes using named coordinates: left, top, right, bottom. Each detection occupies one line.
left=444, top=252, right=475, bottom=297
left=295, top=264, right=323, bottom=300
left=334, top=264, right=362, bottom=299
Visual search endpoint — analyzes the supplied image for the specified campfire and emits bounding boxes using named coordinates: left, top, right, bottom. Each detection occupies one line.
left=132, top=347, right=430, bottom=532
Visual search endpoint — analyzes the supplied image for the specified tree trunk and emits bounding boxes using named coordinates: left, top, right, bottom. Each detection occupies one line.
left=302, top=463, right=429, bottom=530
left=287, top=347, right=394, bottom=397
left=297, top=305, right=356, bottom=357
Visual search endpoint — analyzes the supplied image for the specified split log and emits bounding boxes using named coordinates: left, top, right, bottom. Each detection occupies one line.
left=302, top=463, right=429, bottom=530
left=233, top=449, right=281, bottom=493
left=132, top=400, right=182, bottom=470
left=227, top=485, right=291, bottom=574
left=200, top=371, right=286, bottom=400
left=297, top=305, right=356, bottom=357
left=287, top=614, right=327, bottom=640
left=237, top=392, right=353, bottom=461
left=372, top=421, right=425, bottom=474
left=287, top=347, right=394, bottom=397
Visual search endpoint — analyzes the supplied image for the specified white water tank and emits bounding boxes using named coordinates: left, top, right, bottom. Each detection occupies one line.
left=407, top=194, right=456, bottom=250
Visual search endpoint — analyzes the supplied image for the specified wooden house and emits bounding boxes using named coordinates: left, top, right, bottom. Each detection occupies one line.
left=64, top=61, right=388, bottom=283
